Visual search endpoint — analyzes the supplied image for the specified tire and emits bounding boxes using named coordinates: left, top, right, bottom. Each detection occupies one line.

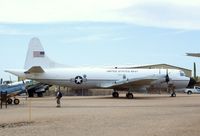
left=28, top=90, right=34, bottom=97
left=126, top=93, right=134, bottom=99
left=187, top=91, right=192, bottom=95
left=171, top=93, right=176, bottom=97
left=37, top=92, right=43, bottom=97
left=112, top=92, right=119, bottom=98
left=14, top=99, right=20, bottom=105
left=7, top=98, right=13, bottom=104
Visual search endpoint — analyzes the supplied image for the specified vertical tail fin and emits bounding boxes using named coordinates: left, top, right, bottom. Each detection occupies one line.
left=24, top=37, right=63, bottom=69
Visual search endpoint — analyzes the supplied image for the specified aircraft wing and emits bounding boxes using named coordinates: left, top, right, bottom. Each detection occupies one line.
left=100, top=75, right=165, bottom=89
left=186, top=53, right=200, bottom=57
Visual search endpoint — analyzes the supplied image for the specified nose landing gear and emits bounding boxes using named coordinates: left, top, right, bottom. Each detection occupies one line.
left=168, top=84, right=176, bottom=97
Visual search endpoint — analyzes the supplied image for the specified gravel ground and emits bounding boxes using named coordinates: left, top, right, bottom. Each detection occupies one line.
left=0, top=93, right=200, bottom=136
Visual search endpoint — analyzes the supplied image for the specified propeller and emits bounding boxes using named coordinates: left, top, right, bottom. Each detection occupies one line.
left=165, top=69, right=170, bottom=83
left=193, top=62, right=198, bottom=81
left=0, top=78, right=3, bottom=85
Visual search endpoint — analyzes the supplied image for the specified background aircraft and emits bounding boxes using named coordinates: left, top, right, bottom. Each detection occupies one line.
left=186, top=53, right=200, bottom=85
left=0, top=80, right=28, bottom=104
left=186, top=53, right=200, bottom=57
left=26, top=82, right=50, bottom=97
left=0, top=79, right=50, bottom=105
left=6, top=38, right=196, bottom=99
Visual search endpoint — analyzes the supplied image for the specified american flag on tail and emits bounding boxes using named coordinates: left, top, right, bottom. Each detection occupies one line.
left=33, top=51, right=45, bottom=57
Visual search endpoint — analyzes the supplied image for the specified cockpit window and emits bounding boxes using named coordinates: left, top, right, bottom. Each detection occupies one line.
left=180, top=71, right=185, bottom=76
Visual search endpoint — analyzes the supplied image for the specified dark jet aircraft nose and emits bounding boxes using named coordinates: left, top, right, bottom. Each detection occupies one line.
left=187, top=78, right=196, bottom=88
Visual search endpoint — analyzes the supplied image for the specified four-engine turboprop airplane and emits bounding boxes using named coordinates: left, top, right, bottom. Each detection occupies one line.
left=6, top=37, right=196, bottom=99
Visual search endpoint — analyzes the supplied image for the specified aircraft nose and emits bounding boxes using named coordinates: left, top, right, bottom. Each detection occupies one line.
left=187, top=78, right=196, bottom=88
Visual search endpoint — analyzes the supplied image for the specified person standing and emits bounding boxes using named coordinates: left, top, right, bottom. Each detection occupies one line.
left=56, top=89, right=62, bottom=107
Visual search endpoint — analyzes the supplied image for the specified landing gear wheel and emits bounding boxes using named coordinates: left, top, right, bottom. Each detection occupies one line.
left=7, top=98, right=13, bottom=104
left=112, top=92, right=119, bottom=98
left=171, top=93, right=176, bottom=97
left=28, top=90, right=34, bottom=97
left=126, top=93, right=134, bottom=99
left=14, top=99, right=20, bottom=105
left=37, top=92, right=43, bottom=97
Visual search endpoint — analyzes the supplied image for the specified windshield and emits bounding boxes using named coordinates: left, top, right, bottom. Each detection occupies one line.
left=180, top=71, right=186, bottom=76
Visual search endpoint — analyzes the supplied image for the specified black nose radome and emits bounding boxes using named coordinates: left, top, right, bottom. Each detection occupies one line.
left=187, top=78, right=196, bottom=88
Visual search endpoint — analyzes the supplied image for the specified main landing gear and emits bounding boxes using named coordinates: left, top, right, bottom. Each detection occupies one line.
left=126, top=92, right=134, bottom=99
left=112, top=91, right=119, bottom=98
left=7, top=98, right=20, bottom=105
left=112, top=90, right=134, bottom=99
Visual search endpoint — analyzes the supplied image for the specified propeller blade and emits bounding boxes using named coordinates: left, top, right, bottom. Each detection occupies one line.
left=194, top=62, right=197, bottom=80
left=165, top=69, right=170, bottom=83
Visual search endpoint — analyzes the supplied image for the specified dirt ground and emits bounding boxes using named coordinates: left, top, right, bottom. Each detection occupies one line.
left=1, top=93, right=200, bottom=136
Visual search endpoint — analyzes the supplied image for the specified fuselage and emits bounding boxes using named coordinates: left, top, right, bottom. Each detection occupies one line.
left=8, top=68, right=190, bottom=90
left=0, top=84, right=26, bottom=95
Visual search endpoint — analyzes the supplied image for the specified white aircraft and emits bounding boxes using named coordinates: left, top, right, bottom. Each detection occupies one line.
left=6, top=37, right=196, bottom=99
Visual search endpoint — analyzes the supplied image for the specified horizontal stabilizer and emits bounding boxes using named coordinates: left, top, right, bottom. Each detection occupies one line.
left=25, top=66, right=45, bottom=74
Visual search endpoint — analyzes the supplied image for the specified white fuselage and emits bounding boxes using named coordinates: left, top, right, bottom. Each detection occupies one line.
left=11, top=68, right=190, bottom=90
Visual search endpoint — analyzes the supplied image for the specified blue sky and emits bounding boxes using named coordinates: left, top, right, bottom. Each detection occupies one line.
left=0, top=0, right=200, bottom=80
